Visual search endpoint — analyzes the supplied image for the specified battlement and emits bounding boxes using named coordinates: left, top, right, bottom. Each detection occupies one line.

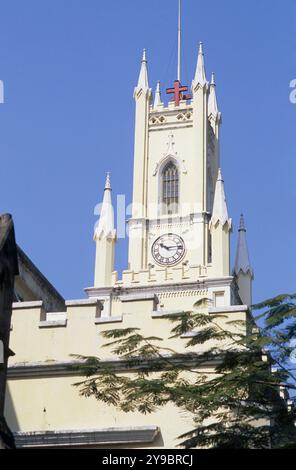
left=116, top=263, right=209, bottom=287
left=9, top=280, right=246, bottom=368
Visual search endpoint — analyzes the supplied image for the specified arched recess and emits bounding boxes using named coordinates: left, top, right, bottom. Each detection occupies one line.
left=158, top=157, right=180, bottom=215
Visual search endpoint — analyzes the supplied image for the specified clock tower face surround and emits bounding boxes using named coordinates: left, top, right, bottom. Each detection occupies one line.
left=151, top=234, right=186, bottom=267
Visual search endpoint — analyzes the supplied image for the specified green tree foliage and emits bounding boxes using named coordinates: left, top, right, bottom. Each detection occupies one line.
left=72, top=295, right=296, bottom=448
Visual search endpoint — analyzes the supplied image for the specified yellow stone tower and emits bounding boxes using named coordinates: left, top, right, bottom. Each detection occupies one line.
left=91, top=42, right=251, bottom=311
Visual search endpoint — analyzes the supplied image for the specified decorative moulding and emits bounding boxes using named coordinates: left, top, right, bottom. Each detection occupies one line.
left=66, top=299, right=103, bottom=307
left=119, top=293, right=158, bottom=303
left=151, top=309, right=185, bottom=318
left=39, top=320, right=67, bottom=329
left=14, top=426, right=160, bottom=448
left=12, top=301, right=43, bottom=310
left=95, top=316, right=123, bottom=325
left=209, top=305, right=249, bottom=314
left=153, top=132, right=187, bottom=176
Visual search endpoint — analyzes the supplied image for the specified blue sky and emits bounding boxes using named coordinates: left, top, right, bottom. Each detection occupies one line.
left=0, top=0, right=295, bottom=302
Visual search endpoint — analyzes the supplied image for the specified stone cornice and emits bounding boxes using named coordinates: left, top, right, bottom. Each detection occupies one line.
left=12, top=301, right=43, bottom=310
left=209, top=305, right=249, bottom=314
left=39, top=320, right=67, bottom=329
left=119, top=293, right=158, bottom=302
left=148, top=123, right=193, bottom=133
left=128, top=212, right=206, bottom=227
left=149, top=105, right=193, bottom=116
left=8, top=355, right=221, bottom=379
left=95, top=316, right=123, bottom=325
left=66, top=299, right=103, bottom=308
left=14, top=426, right=160, bottom=448
left=85, top=277, right=235, bottom=299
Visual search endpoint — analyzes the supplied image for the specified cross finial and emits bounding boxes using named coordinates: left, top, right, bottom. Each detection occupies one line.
left=166, top=80, right=191, bottom=106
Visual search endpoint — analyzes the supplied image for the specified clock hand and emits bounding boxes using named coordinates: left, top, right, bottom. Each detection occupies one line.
left=159, top=243, right=183, bottom=252
left=159, top=243, right=170, bottom=251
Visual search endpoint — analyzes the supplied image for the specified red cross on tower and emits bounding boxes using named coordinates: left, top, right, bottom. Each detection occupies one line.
left=166, top=80, right=191, bottom=107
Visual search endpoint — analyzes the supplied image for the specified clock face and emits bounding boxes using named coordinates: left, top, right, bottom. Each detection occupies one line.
left=152, top=234, right=185, bottom=266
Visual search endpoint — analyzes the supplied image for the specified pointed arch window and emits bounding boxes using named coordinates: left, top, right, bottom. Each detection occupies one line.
left=162, top=161, right=179, bottom=215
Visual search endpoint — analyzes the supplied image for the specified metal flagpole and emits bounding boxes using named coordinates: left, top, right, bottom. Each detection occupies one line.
left=177, top=0, right=181, bottom=82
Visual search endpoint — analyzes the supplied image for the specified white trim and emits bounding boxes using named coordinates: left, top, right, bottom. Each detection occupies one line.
left=8, top=356, right=220, bottom=379
left=66, top=299, right=102, bottom=307
left=86, top=277, right=234, bottom=299
left=95, top=316, right=123, bottom=325
left=39, top=320, right=67, bottom=328
left=13, top=301, right=43, bottom=310
left=209, top=305, right=248, bottom=314
left=152, top=309, right=185, bottom=318
left=119, top=293, right=158, bottom=302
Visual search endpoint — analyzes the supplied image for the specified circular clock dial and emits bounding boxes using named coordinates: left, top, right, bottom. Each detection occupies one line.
left=152, top=234, right=185, bottom=266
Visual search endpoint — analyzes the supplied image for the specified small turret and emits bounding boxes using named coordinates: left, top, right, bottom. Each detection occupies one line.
left=135, top=49, right=149, bottom=95
left=208, top=72, right=221, bottom=134
left=153, top=81, right=163, bottom=108
left=234, top=214, right=254, bottom=306
left=210, top=169, right=230, bottom=228
left=192, top=42, right=207, bottom=90
left=94, top=173, right=116, bottom=287
left=130, top=49, right=152, bottom=263
left=191, top=42, right=209, bottom=216
left=209, top=170, right=232, bottom=277
left=208, top=73, right=218, bottom=116
left=94, top=173, right=115, bottom=238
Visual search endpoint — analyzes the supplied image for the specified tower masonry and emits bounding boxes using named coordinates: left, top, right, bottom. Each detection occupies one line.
left=88, top=44, right=251, bottom=312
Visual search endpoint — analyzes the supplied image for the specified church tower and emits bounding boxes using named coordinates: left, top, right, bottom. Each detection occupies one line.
left=90, top=11, right=253, bottom=311
left=127, top=43, right=221, bottom=280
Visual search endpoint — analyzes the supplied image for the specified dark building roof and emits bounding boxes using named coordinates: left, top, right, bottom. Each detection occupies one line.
left=15, top=246, right=65, bottom=313
left=0, top=213, right=18, bottom=449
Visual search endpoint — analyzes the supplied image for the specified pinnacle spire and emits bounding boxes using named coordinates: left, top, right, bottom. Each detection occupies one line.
left=210, top=169, right=230, bottom=228
left=193, top=42, right=207, bottom=87
left=105, top=172, right=111, bottom=190
left=154, top=81, right=163, bottom=108
left=239, top=213, right=246, bottom=232
left=142, top=48, right=147, bottom=62
left=94, top=172, right=115, bottom=239
left=211, top=72, right=215, bottom=86
left=208, top=72, right=219, bottom=117
left=234, top=214, right=253, bottom=276
left=136, top=48, right=149, bottom=91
